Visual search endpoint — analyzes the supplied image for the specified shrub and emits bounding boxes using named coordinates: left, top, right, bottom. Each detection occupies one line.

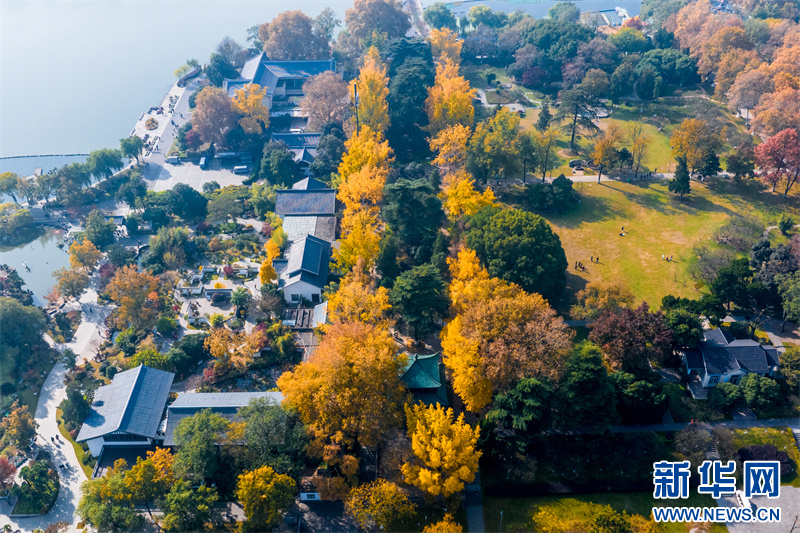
left=209, top=313, right=225, bottom=328
left=156, top=316, right=177, bottom=335
left=211, top=292, right=226, bottom=304
left=145, top=117, right=158, bottom=130
left=778, top=212, right=795, bottom=235
left=707, top=382, right=742, bottom=412
left=738, top=444, right=794, bottom=476
left=740, top=374, right=781, bottom=411
left=223, top=265, right=235, bottom=278
left=104, top=366, right=118, bottom=379
left=0, top=382, right=14, bottom=396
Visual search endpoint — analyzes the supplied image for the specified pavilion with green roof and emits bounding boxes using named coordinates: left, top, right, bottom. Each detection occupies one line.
left=401, top=353, right=449, bottom=406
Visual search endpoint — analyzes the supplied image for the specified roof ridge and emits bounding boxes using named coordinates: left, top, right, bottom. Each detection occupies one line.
left=116, top=364, right=145, bottom=433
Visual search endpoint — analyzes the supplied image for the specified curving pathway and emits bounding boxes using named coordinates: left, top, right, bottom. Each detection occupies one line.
left=3, top=286, right=112, bottom=532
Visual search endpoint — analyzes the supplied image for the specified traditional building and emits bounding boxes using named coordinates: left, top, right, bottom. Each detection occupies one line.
left=76, top=365, right=175, bottom=457
left=162, top=391, right=284, bottom=446
left=684, top=328, right=781, bottom=392
left=273, top=235, right=331, bottom=304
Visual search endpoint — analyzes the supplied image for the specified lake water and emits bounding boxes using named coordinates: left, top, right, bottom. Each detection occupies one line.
left=0, top=228, right=71, bottom=305
left=0, top=0, right=352, bottom=159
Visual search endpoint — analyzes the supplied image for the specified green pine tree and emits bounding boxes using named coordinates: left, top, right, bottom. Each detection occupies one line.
left=669, top=156, right=691, bottom=198
left=536, top=100, right=552, bottom=132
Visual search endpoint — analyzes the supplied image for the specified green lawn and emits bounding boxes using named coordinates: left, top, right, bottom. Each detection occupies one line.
left=57, top=407, right=95, bottom=478
left=485, top=492, right=727, bottom=533
left=533, top=178, right=799, bottom=309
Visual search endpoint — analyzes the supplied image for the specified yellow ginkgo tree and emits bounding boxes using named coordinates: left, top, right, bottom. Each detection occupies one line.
left=401, top=402, right=481, bottom=500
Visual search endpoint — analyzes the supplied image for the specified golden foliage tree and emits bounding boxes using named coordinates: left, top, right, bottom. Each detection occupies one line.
left=428, top=28, right=462, bottom=65
left=236, top=466, right=296, bottom=532
left=259, top=239, right=282, bottom=285
left=204, top=328, right=262, bottom=371
left=54, top=267, right=89, bottom=300
left=570, top=282, right=635, bottom=320
left=277, top=322, right=408, bottom=451
left=124, top=448, right=175, bottom=519
left=441, top=248, right=574, bottom=411
left=327, top=262, right=393, bottom=328
left=351, top=47, right=390, bottom=135
left=426, top=58, right=477, bottom=135
left=347, top=480, right=415, bottom=531
left=338, top=126, right=394, bottom=181
left=431, top=125, right=471, bottom=175
left=401, top=403, right=481, bottom=499
left=423, top=515, right=464, bottom=533
left=670, top=118, right=723, bottom=174
left=232, top=84, right=270, bottom=134
left=0, top=400, right=37, bottom=448
left=332, top=207, right=382, bottom=273
left=106, top=265, right=159, bottom=330
left=591, top=122, right=624, bottom=181
left=69, top=239, right=103, bottom=272
left=440, top=169, right=496, bottom=220
left=338, top=164, right=390, bottom=212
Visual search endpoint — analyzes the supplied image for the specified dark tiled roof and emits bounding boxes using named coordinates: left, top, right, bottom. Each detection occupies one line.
left=703, top=328, right=735, bottom=345
left=291, top=177, right=327, bottom=190
left=684, top=349, right=704, bottom=369
left=279, top=235, right=331, bottom=289
left=77, top=366, right=175, bottom=442
left=275, top=189, right=336, bottom=217
left=163, top=391, right=283, bottom=446
left=272, top=133, right=322, bottom=150
left=225, top=56, right=335, bottom=99
left=700, top=338, right=772, bottom=375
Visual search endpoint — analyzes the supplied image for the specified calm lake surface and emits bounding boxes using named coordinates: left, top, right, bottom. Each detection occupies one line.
left=0, top=228, right=71, bottom=305
left=0, top=0, right=351, bottom=159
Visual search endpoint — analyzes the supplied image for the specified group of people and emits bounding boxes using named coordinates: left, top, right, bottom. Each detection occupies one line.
left=575, top=256, right=600, bottom=271
left=662, top=254, right=674, bottom=261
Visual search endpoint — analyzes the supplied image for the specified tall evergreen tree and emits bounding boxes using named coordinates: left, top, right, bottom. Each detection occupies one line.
left=669, top=156, right=691, bottom=198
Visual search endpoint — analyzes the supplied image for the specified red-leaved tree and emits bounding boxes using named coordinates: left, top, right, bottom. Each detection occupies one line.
left=0, top=456, right=17, bottom=493
left=755, top=128, right=800, bottom=196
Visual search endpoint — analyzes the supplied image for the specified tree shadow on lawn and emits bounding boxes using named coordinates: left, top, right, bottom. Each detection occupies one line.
left=548, top=191, right=627, bottom=229
left=706, top=177, right=797, bottom=221
left=612, top=180, right=744, bottom=221
left=556, top=272, right=589, bottom=313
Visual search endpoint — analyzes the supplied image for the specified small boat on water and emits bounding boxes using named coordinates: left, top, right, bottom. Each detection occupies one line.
left=56, top=241, right=64, bottom=248
left=21, top=260, right=30, bottom=271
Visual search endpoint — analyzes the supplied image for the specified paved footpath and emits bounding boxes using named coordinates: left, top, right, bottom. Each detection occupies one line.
left=2, top=286, right=112, bottom=532
left=142, top=76, right=201, bottom=190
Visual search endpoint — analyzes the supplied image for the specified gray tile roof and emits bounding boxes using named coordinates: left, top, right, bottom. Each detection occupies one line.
left=703, top=328, right=736, bottom=345
left=227, top=55, right=335, bottom=99
left=77, top=365, right=175, bottom=442
left=272, top=134, right=322, bottom=150
left=275, top=189, right=336, bottom=217
left=163, top=391, right=283, bottom=446
left=291, top=177, right=327, bottom=190
left=700, top=336, right=774, bottom=375
left=279, top=235, right=331, bottom=289
left=684, top=349, right=704, bottom=369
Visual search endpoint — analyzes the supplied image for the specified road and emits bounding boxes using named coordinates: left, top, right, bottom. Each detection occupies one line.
left=3, top=284, right=112, bottom=532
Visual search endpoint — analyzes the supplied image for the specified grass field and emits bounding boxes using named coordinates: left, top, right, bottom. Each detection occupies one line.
left=57, top=407, right=95, bottom=478
left=484, top=492, right=728, bottom=533
left=530, top=178, right=799, bottom=309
